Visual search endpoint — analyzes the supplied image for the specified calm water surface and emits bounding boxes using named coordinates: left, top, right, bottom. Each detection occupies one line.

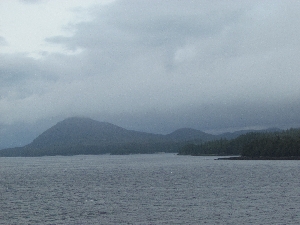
left=0, top=154, right=299, bottom=224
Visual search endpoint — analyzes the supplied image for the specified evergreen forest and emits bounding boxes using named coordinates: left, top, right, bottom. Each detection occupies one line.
left=178, top=128, right=300, bottom=158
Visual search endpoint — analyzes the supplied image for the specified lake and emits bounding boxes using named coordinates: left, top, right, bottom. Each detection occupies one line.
left=0, top=154, right=299, bottom=224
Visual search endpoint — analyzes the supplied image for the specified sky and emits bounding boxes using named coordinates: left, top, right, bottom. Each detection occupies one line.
left=1, top=0, right=300, bottom=147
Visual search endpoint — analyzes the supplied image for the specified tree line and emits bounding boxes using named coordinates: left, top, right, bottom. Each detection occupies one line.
left=178, top=128, right=300, bottom=157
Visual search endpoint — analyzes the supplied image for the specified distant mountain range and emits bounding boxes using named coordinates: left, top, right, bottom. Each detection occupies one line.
left=0, top=117, right=282, bottom=157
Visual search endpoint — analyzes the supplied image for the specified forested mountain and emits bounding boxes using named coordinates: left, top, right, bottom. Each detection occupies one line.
left=241, top=128, right=300, bottom=157
left=178, top=128, right=300, bottom=158
left=0, top=117, right=287, bottom=157
left=215, top=128, right=282, bottom=140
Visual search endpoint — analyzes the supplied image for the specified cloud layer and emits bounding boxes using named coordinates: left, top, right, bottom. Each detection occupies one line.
left=1, top=0, right=300, bottom=136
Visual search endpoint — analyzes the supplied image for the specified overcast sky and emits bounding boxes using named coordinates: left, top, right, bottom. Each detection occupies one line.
left=1, top=0, right=300, bottom=137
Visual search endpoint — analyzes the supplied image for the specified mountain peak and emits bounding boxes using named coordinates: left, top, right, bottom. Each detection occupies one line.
left=28, top=117, right=127, bottom=148
left=58, top=117, right=110, bottom=126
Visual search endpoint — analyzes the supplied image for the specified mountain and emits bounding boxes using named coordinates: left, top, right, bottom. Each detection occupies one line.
left=0, top=117, right=283, bottom=157
left=28, top=117, right=164, bottom=148
left=0, top=117, right=177, bottom=156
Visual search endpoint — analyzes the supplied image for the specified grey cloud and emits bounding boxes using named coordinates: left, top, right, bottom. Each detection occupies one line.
left=1, top=0, right=300, bottom=137
left=0, top=54, right=57, bottom=87
left=104, top=99, right=300, bottom=134
left=46, top=0, right=243, bottom=78
left=47, top=0, right=299, bottom=76
left=47, top=0, right=244, bottom=51
left=0, top=36, right=8, bottom=46
left=19, top=0, right=44, bottom=4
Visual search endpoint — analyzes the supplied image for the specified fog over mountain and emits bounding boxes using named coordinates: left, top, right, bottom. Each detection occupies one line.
left=1, top=1, right=300, bottom=148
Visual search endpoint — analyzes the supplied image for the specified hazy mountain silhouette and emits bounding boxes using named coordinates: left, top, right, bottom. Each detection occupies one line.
left=166, top=128, right=215, bottom=142
left=28, top=117, right=164, bottom=148
left=0, top=117, right=281, bottom=156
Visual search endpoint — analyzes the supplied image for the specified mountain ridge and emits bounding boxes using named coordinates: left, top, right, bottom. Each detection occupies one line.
left=0, top=117, right=282, bottom=156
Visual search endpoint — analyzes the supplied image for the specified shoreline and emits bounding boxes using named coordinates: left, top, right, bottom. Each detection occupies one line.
left=216, top=156, right=300, bottom=160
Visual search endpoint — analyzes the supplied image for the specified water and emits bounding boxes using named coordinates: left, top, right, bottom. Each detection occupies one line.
left=0, top=154, right=299, bottom=225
